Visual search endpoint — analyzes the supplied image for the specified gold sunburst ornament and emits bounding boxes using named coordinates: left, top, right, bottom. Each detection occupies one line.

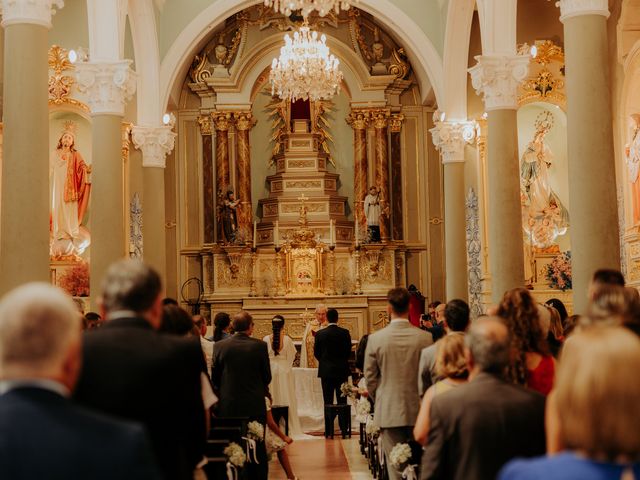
left=264, top=0, right=358, bottom=17
left=270, top=23, right=343, bottom=101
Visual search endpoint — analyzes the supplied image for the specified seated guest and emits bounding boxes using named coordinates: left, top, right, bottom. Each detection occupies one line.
left=418, top=299, right=469, bottom=396
left=421, top=317, right=546, bottom=480
left=0, top=283, right=160, bottom=480
left=414, top=333, right=468, bottom=445
left=497, top=288, right=555, bottom=395
left=74, top=260, right=206, bottom=480
left=499, top=326, right=640, bottom=480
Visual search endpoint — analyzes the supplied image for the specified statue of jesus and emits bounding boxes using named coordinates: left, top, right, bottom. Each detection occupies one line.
left=50, top=123, right=91, bottom=258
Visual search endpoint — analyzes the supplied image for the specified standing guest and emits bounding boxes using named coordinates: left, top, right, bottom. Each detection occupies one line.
left=588, top=268, right=625, bottom=300
left=84, top=311, right=102, bottom=329
left=425, top=303, right=447, bottom=342
left=194, top=315, right=213, bottom=377
left=209, top=311, right=231, bottom=342
left=74, top=260, right=206, bottom=480
left=500, top=327, right=640, bottom=480
left=546, top=298, right=568, bottom=323
left=263, top=315, right=302, bottom=436
left=0, top=283, right=161, bottom=480
left=497, top=288, right=555, bottom=395
left=408, top=284, right=425, bottom=327
left=418, top=299, right=469, bottom=396
left=365, top=288, right=433, bottom=480
left=355, top=334, right=369, bottom=373
left=546, top=305, right=564, bottom=357
left=314, top=308, right=352, bottom=436
left=586, top=284, right=640, bottom=330
left=421, top=317, right=546, bottom=480
left=160, top=304, right=195, bottom=336
left=212, top=311, right=271, bottom=480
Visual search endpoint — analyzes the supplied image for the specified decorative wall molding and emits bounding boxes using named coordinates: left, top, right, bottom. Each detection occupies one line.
left=129, top=192, right=143, bottom=259
left=557, top=0, right=609, bottom=23
left=0, top=0, right=63, bottom=28
left=466, top=188, right=483, bottom=319
left=469, top=54, right=530, bottom=111
left=131, top=125, right=176, bottom=168
left=430, top=119, right=476, bottom=164
left=75, top=60, right=136, bottom=116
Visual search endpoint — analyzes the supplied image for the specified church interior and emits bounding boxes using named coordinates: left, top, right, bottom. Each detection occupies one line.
left=1, top=0, right=640, bottom=478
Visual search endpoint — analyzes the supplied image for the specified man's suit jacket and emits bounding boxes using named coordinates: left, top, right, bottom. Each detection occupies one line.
left=211, top=333, right=271, bottom=419
left=0, top=387, right=160, bottom=480
left=74, top=317, right=206, bottom=480
left=421, top=372, right=546, bottom=480
left=364, top=320, right=433, bottom=428
left=418, top=342, right=440, bottom=396
left=314, top=323, right=352, bottom=379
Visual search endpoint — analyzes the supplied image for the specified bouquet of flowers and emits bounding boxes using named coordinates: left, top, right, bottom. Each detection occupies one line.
left=340, top=381, right=358, bottom=400
left=364, top=415, right=379, bottom=437
left=545, top=251, right=572, bottom=291
left=246, top=421, right=264, bottom=442
left=224, top=442, right=246, bottom=468
left=355, top=396, right=371, bottom=423
left=389, top=442, right=418, bottom=480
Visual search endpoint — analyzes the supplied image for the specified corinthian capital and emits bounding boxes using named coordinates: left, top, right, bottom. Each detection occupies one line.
left=468, top=55, right=529, bottom=111
left=0, top=0, right=63, bottom=28
left=234, top=111, right=256, bottom=131
left=557, top=0, right=609, bottom=22
left=131, top=125, right=176, bottom=168
left=75, top=60, right=136, bottom=116
left=430, top=120, right=476, bottom=164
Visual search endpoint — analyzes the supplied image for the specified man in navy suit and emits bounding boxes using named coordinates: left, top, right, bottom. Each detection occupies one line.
left=0, top=283, right=160, bottom=480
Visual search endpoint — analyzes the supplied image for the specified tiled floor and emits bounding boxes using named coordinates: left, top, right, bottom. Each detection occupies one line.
left=268, top=437, right=372, bottom=479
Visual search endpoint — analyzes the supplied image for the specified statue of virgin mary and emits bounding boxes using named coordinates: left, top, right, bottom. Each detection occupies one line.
left=520, top=111, right=569, bottom=249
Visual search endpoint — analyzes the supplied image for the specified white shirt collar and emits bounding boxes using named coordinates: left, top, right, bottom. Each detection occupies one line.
left=390, top=318, right=410, bottom=324
left=106, top=310, right=138, bottom=321
left=0, top=378, right=70, bottom=397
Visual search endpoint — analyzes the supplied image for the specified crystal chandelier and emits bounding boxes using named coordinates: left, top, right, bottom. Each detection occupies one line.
left=270, top=24, right=343, bottom=101
left=264, top=0, right=358, bottom=18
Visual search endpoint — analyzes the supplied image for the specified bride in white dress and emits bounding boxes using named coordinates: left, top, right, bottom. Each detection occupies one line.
left=263, top=315, right=303, bottom=437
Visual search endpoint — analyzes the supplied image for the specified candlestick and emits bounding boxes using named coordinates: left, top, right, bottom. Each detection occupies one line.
left=253, top=221, right=257, bottom=249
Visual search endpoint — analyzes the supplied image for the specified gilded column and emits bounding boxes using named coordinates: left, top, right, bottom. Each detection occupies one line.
left=431, top=120, right=476, bottom=301
left=0, top=0, right=63, bottom=293
left=373, top=109, right=391, bottom=242
left=469, top=54, right=529, bottom=303
left=131, top=125, right=176, bottom=281
left=198, top=114, right=215, bottom=244
left=213, top=112, right=231, bottom=243
left=234, top=111, right=256, bottom=242
left=558, top=0, right=619, bottom=313
left=76, top=60, right=136, bottom=304
left=347, top=110, right=369, bottom=241
left=389, top=114, right=405, bottom=241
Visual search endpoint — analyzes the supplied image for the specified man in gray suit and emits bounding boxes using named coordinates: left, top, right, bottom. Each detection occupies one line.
left=365, top=287, right=433, bottom=480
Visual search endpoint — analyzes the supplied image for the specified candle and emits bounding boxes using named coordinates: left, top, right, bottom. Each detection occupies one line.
left=253, top=221, right=257, bottom=249
left=330, top=220, right=335, bottom=246
left=355, top=222, right=359, bottom=245
left=274, top=221, right=279, bottom=247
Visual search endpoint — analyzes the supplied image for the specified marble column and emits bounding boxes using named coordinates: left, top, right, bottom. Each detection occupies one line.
left=469, top=54, right=529, bottom=303
left=198, top=114, right=215, bottom=244
left=373, top=109, right=391, bottom=242
left=131, top=125, right=176, bottom=281
left=559, top=0, right=619, bottom=312
left=76, top=60, right=136, bottom=302
left=347, top=110, right=369, bottom=241
left=0, top=0, right=63, bottom=293
left=212, top=112, right=231, bottom=243
left=389, top=114, right=405, bottom=241
left=431, top=120, right=476, bottom=301
left=234, top=111, right=256, bottom=242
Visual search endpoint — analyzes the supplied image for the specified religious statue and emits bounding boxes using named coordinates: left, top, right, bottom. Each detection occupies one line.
left=50, top=122, right=91, bottom=258
left=626, top=113, right=640, bottom=225
left=364, top=186, right=382, bottom=243
left=520, top=111, right=569, bottom=249
left=220, top=189, right=240, bottom=244
left=300, top=304, right=327, bottom=369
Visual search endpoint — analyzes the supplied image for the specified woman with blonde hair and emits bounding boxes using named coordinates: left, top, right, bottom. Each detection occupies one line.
left=586, top=284, right=640, bottom=336
left=413, top=333, right=468, bottom=445
left=500, top=326, right=640, bottom=479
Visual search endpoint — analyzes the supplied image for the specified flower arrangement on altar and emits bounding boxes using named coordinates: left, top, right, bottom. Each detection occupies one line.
left=389, top=442, right=418, bottom=480
left=58, top=261, right=90, bottom=297
left=545, top=250, right=572, bottom=291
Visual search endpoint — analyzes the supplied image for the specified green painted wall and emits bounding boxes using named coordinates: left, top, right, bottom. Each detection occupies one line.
left=50, top=0, right=89, bottom=49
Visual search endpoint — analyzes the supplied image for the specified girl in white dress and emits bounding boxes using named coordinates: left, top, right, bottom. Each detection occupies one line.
left=263, top=315, right=303, bottom=437
left=266, top=396, right=298, bottom=480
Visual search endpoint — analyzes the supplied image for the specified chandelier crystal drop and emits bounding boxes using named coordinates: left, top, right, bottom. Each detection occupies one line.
left=264, top=0, right=358, bottom=18
left=269, top=25, right=344, bottom=101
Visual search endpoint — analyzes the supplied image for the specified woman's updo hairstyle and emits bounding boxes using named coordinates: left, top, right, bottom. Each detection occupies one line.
left=272, top=315, right=285, bottom=355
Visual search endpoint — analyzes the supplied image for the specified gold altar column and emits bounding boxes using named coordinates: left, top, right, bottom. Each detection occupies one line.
left=76, top=60, right=136, bottom=303
left=198, top=114, right=215, bottom=244
left=373, top=110, right=391, bottom=242
left=389, top=114, right=405, bottom=241
left=234, top=111, right=256, bottom=241
left=213, top=112, right=231, bottom=242
left=131, top=125, right=176, bottom=281
left=559, top=0, right=619, bottom=313
left=470, top=55, right=529, bottom=303
left=347, top=111, right=369, bottom=238
left=431, top=120, right=475, bottom=301
left=0, top=1, right=63, bottom=293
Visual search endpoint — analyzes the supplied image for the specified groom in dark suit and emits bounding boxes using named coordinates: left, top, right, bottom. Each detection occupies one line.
left=314, top=308, right=352, bottom=433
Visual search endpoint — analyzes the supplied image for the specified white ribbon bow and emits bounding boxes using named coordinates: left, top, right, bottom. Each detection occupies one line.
left=226, top=462, right=238, bottom=480
left=401, top=464, right=418, bottom=480
left=242, top=437, right=260, bottom=464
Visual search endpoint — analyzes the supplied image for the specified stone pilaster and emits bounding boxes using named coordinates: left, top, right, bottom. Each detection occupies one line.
left=75, top=60, right=136, bottom=115
left=347, top=110, right=369, bottom=242
left=431, top=120, right=476, bottom=301
left=0, top=0, right=63, bottom=294
left=234, top=111, right=256, bottom=242
left=558, top=0, right=619, bottom=312
left=469, top=54, right=529, bottom=303
left=198, top=114, right=215, bottom=244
